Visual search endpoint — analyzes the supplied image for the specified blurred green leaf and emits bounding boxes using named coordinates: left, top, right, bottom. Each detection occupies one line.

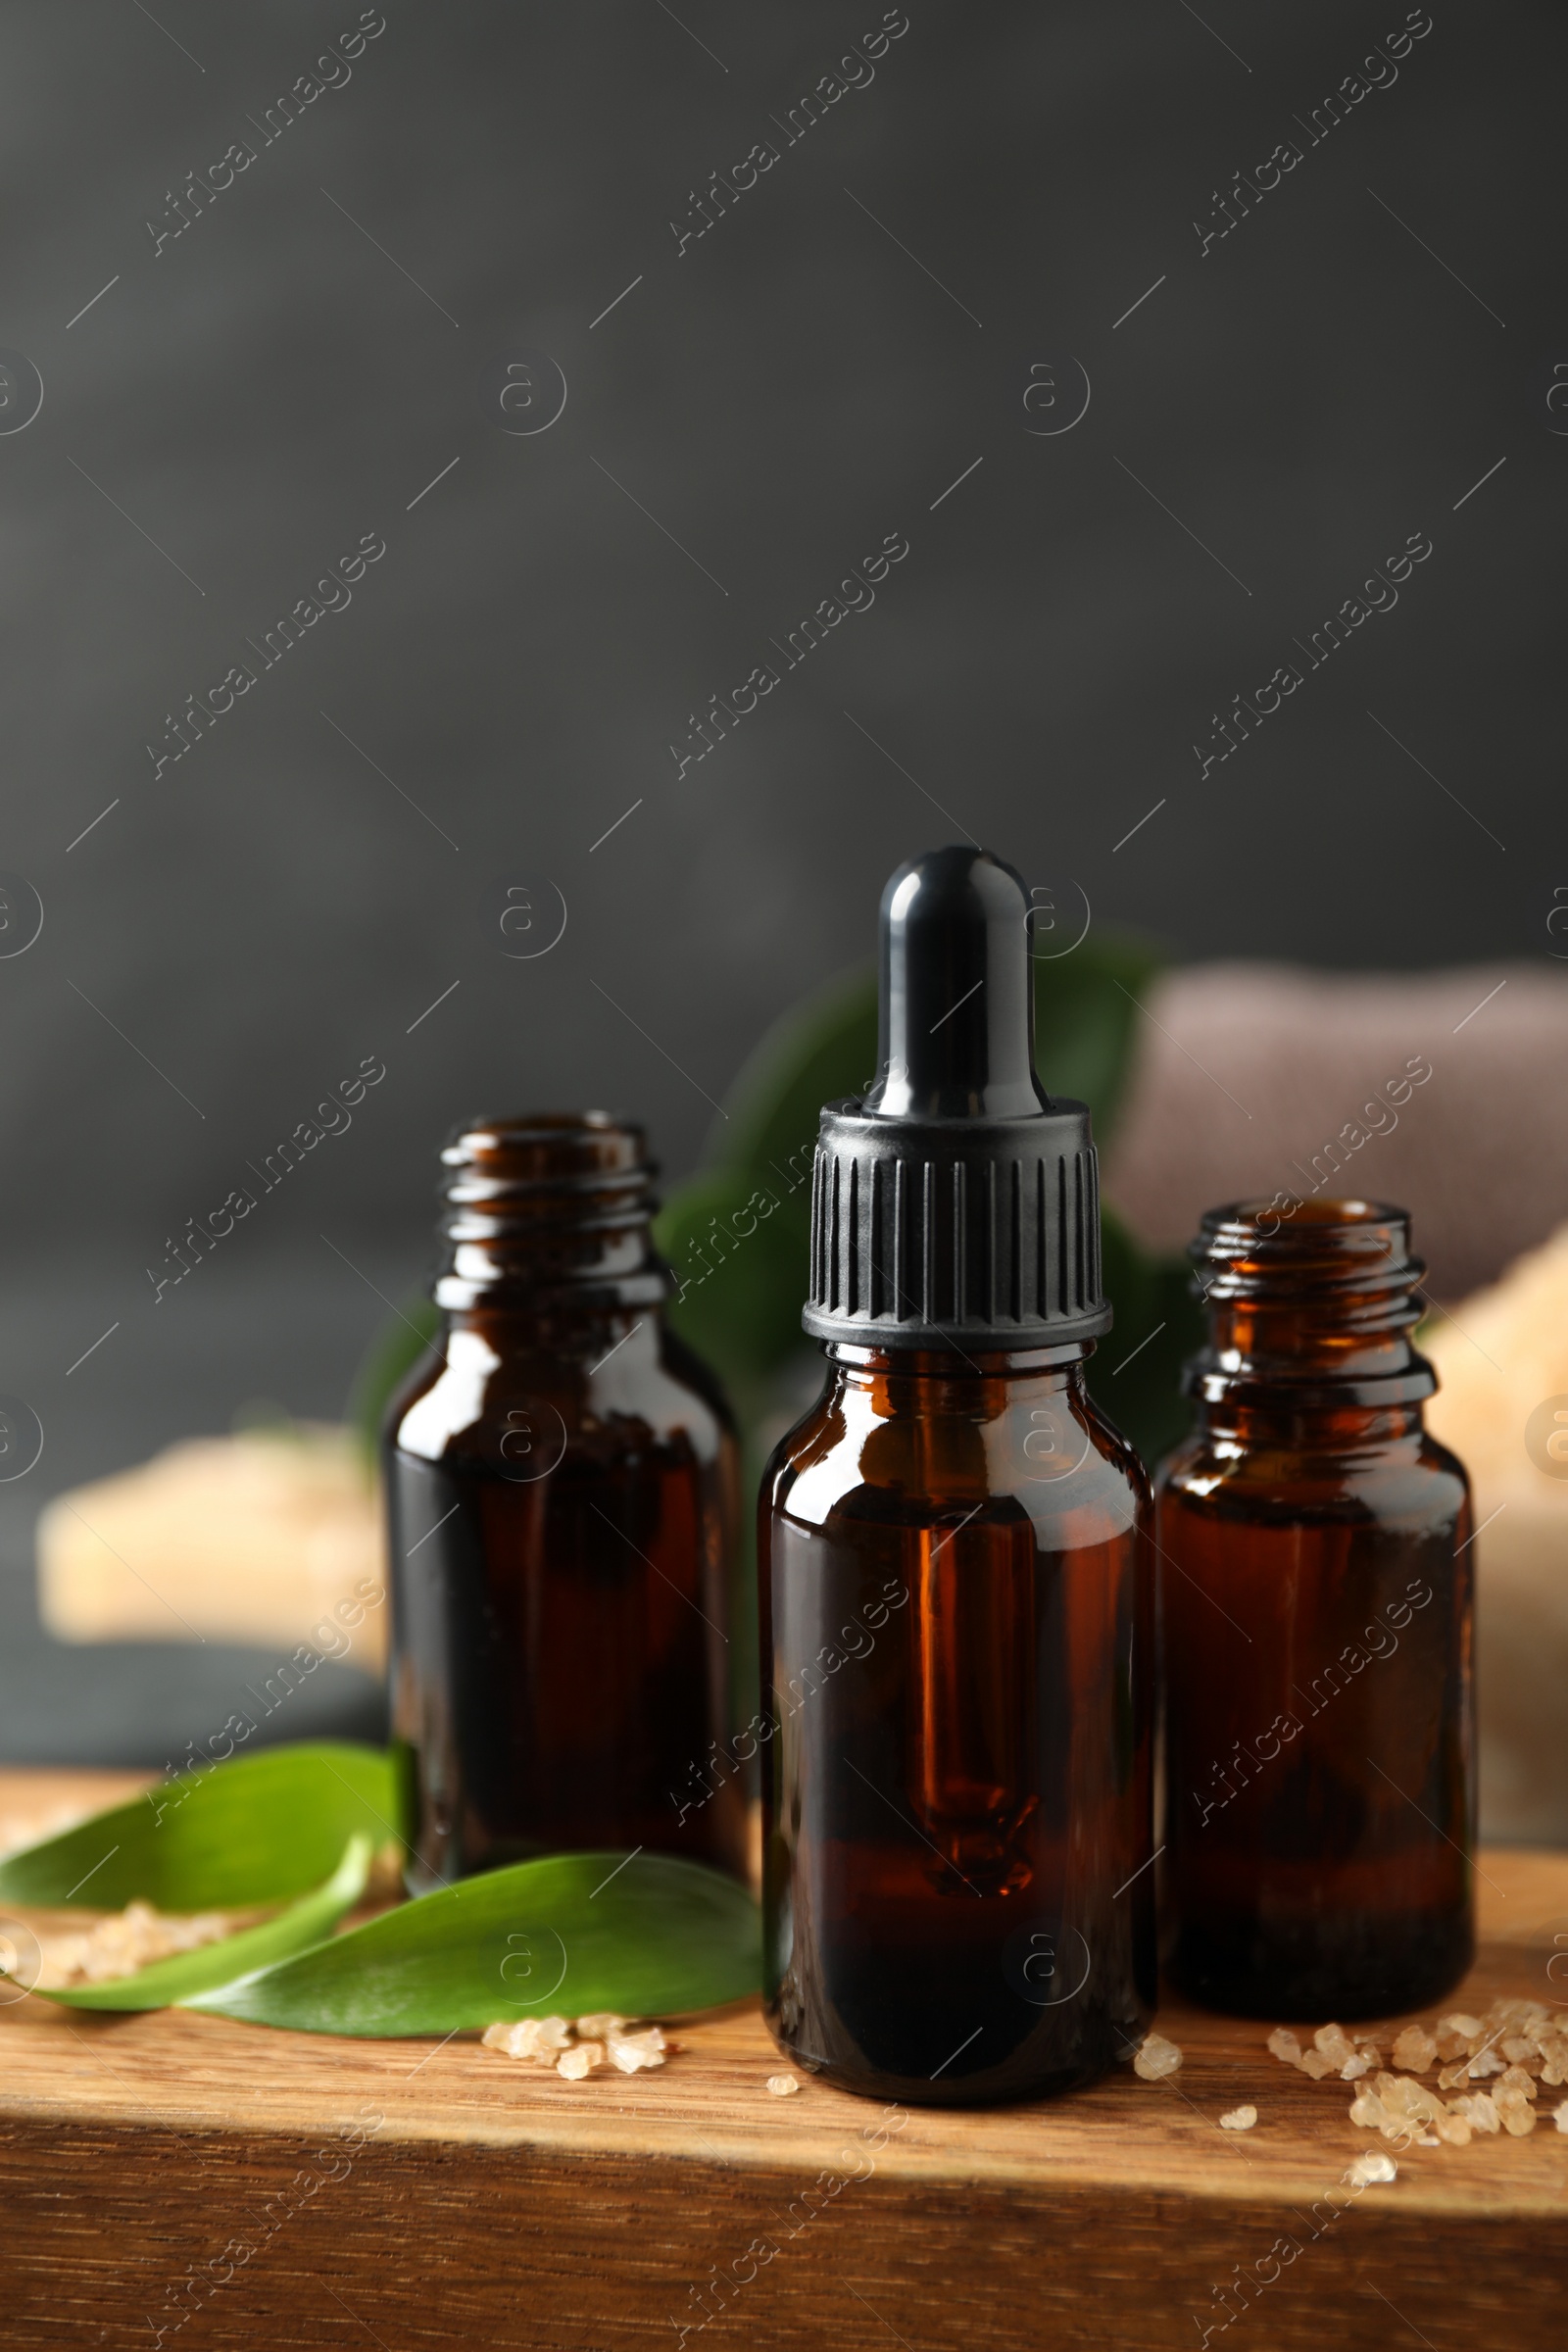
left=1031, top=932, right=1164, bottom=1145
left=658, top=926, right=1175, bottom=1420
left=657, top=1168, right=812, bottom=1394
left=0, top=1743, right=401, bottom=1912
left=1085, top=1212, right=1202, bottom=1468
left=713, top=967, right=881, bottom=1182
left=22, top=1837, right=373, bottom=2012
left=705, top=928, right=1164, bottom=1187
left=186, top=1849, right=760, bottom=2036
left=655, top=969, right=875, bottom=1388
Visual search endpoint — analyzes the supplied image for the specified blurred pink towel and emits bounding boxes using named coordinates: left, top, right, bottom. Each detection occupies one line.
left=1102, top=962, right=1568, bottom=1299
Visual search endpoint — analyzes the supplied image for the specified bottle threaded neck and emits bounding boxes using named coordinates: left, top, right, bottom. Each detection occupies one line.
left=1185, top=1196, right=1435, bottom=1406
left=432, top=1111, right=669, bottom=1313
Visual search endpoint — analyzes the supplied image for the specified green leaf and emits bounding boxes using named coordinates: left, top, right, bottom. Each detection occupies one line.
left=24, top=1837, right=373, bottom=2012
left=1031, top=933, right=1164, bottom=1147
left=0, top=1742, right=401, bottom=1912
left=710, top=966, right=881, bottom=1183
left=658, top=930, right=1167, bottom=1391
left=704, top=927, right=1164, bottom=1188
left=1084, top=1210, right=1202, bottom=1470
left=655, top=971, right=874, bottom=1386
left=186, top=1850, right=760, bottom=2036
left=658, top=1168, right=813, bottom=1390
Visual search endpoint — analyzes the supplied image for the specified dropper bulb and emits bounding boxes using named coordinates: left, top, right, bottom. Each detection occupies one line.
left=863, top=847, right=1051, bottom=1121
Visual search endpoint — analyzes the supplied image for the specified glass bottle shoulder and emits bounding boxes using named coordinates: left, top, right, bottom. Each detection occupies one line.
left=1156, top=1418, right=1469, bottom=1533
left=763, top=1352, right=1148, bottom=1548
left=388, top=1314, right=732, bottom=1467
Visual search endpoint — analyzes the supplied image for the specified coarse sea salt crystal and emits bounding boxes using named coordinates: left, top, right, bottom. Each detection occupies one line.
left=1392, top=2026, right=1438, bottom=2075
left=1494, top=2086, right=1538, bottom=2137
left=766, top=2075, right=801, bottom=2096
left=1133, top=2033, right=1182, bottom=2081
left=1446, top=2092, right=1500, bottom=2135
left=481, top=2016, right=572, bottom=2063
left=1345, top=2151, right=1396, bottom=2186
left=607, top=2027, right=667, bottom=2075
left=1219, top=2105, right=1256, bottom=2131
left=557, top=2040, right=605, bottom=2081
left=481, top=2015, right=669, bottom=2078
left=1266, top=2028, right=1305, bottom=2071
left=1348, top=2073, right=1448, bottom=2148
left=41, top=1899, right=238, bottom=1988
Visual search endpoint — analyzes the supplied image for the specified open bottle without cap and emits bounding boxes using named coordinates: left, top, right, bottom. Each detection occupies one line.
left=760, top=847, right=1155, bottom=2105
left=384, top=1112, right=746, bottom=1894
left=1155, top=1196, right=1475, bottom=2019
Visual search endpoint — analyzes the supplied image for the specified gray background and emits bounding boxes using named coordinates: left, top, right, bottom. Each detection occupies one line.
left=0, top=0, right=1559, bottom=1756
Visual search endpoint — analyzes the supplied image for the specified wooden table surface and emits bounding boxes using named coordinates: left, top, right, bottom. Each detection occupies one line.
left=2, top=1771, right=1565, bottom=2350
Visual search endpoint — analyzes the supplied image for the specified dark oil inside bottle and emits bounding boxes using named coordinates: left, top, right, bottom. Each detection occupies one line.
left=386, top=1113, right=746, bottom=1891
left=1156, top=1197, right=1474, bottom=2019
left=762, top=1348, right=1154, bottom=2106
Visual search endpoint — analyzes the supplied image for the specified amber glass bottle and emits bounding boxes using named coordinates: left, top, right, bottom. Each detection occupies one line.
left=760, top=849, right=1154, bottom=2106
left=1156, top=1198, right=1474, bottom=2019
left=385, top=1113, right=746, bottom=1893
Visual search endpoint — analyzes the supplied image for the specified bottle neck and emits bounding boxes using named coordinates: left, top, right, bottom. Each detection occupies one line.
left=440, top=1303, right=658, bottom=1372
left=1185, top=1197, right=1435, bottom=1423
left=821, top=1337, right=1092, bottom=1402
left=1194, top=1396, right=1429, bottom=1452
left=431, top=1112, right=670, bottom=1322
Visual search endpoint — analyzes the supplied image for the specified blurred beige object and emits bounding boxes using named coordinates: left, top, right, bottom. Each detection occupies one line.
left=1423, top=1223, right=1568, bottom=1846
left=1104, top=961, right=1568, bottom=1301
left=37, top=1424, right=386, bottom=1666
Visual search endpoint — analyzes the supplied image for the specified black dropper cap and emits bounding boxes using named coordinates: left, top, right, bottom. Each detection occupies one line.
left=802, top=847, right=1112, bottom=1352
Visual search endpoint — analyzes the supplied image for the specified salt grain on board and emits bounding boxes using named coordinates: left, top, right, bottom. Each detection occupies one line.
left=1344, top=2151, right=1396, bottom=2187
left=39, top=1900, right=240, bottom=1988
left=1133, top=2033, right=1182, bottom=2081
left=1392, top=2025, right=1438, bottom=2074
left=607, top=2027, right=667, bottom=2075
left=557, top=2041, right=604, bottom=2081
left=1270, top=1993, right=1568, bottom=2154
left=481, top=2014, right=667, bottom=2078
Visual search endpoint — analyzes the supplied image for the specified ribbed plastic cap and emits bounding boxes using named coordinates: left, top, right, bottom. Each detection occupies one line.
left=802, top=847, right=1112, bottom=1352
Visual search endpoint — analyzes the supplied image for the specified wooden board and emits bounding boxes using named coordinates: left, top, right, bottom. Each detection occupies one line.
left=2, top=1770, right=1565, bottom=2349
